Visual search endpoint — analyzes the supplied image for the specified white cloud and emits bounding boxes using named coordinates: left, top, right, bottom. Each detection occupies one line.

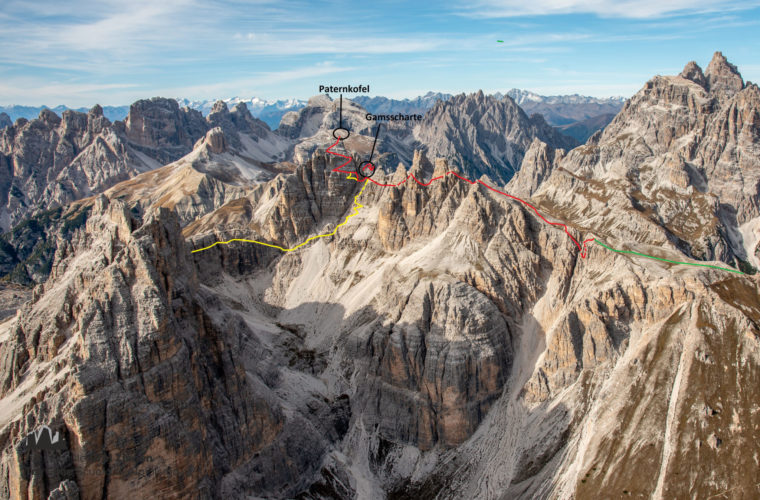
left=2, top=0, right=757, bottom=106
left=161, top=62, right=357, bottom=99
left=0, top=1, right=440, bottom=73
left=234, top=32, right=439, bottom=55
left=55, top=0, right=197, bottom=52
left=0, top=61, right=356, bottom=106
left=460, top=0, right=760, bottom=18
left=0, top=79, right=141, bottom=106
left=0, top=0, right=212, bottom=71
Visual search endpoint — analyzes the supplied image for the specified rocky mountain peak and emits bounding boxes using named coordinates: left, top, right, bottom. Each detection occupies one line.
left=60, top=109, right=91, bottom=139
left=705, top=51, right=744, bottom=98
left=231, top=101, right=251, bottom=118
left=38, top=108, right=61, bottom=127
left=207, top=101, right=246, bottom=150
left=0, top=191, right=289, bottom=497
left=83, top=105, right=112, bottom=135
left=507, top=138, right=561, bottom=198
left=410, top=149, right=434, bottom=179
left=433, top=157, right=449, bottom=177
left=307, top=94, right=332, bottom=107
left=198, top=126, right=228, bottom=154
left=679, top=60, right=707, bottom=88
left=0, top=112, right=11, bottom=129
left=123, top=97, right=209, bottom=163
left=210, top=100, right=229, bottom=115
left=416, top=90, right=577, bottom=184
left=126, top=96, right=181, bottom=120
left=391, top=162, right=408, bottom=183
left=229, top=101, right=271, bottom=134
left=88, top=104, right=104, bottom=117
left=532, top=51, right=760, bottom=269
left=125, top=97, right=183, bottom=145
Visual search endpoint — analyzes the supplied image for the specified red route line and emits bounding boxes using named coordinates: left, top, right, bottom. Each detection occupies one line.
left=325, top=138, right=355, bottom=172
left=326, top=138, right=594, bottom=258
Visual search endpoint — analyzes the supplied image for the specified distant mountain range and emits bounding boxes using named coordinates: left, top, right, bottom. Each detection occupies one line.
left=2, top=52, right=760, bottom=500
left=176, top=97, right=305, bottom=129
left=352, top=92, right=453, bottom=116
left=1, top=90, right=625, bottom=140
left=503, top=89, right=626, bottom=126
left=0, top=104, right=130, bottom=123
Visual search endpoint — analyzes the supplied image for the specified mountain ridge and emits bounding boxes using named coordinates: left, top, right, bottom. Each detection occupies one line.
left=2, top=89, right=625, bottom=132
left=1, top=52, right=760, bottom=499
left=504, top=89, right=626, bottom=126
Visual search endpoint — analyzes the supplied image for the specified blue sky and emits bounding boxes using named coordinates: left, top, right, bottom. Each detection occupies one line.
left=1, top=0, right=759, bottom=106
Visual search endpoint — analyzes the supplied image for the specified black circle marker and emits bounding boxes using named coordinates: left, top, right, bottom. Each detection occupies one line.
left=332, top=127, right=350, bottom=140
left=357, top=161, right=376, bottom=179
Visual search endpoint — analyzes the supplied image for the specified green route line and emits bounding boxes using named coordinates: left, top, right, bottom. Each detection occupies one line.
left=595, top=240, right=745, bottom=275
left=190, top=159, right=745, bottom=276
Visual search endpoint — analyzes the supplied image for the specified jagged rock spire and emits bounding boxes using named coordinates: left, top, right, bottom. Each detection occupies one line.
left=705, top=51, right=744, bottom=99
left=680, top=61, right=707, bottom=88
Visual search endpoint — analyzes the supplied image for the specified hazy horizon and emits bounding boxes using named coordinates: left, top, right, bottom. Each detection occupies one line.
left=0, top=89, right=630, bottom=111
left=2, top=1, right=759, bottom=107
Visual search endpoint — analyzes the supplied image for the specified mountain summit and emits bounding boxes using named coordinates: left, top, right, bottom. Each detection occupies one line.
left=415, top=91, right=577, bottom=183
left=1, top=53, right=759, bottom=500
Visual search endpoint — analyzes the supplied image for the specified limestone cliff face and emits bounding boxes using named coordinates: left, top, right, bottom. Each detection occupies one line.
left=532, top=52, right=760, bottom=269
left=348, top=277, right=514, bottom=451
left=121, top=97, right=208, bottom=164
left=3, top=53, right=760, bottom=500
left=0, top=196, right=281, bottom=499
left=207, top=102, right=272, bottom=152
left=0, top=106, right=139, bottom=231
left=171, top=54, right=760, bottom=500
left=413, top=91, right=577, bottom=185
left=0, top=100, right=210, bottom=232
left=187, top=147, right=363, bottom=254
left=704, top=51, right=745, bottom=101
left=506, top=138, right=565, bottom=198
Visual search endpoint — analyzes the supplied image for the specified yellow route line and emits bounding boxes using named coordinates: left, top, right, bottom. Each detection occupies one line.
left=191, top=174, right=367, bottom=254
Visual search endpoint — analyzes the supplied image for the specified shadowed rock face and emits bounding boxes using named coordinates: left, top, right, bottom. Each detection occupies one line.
left=705, top=51, right=745, bottom=100
left=122, top=97, right=209, bottom=162
left=0, top=99, right=210, bottom=231
left=414, top=91, right=578, bottom=185
left=349, top=278, right=513, bottom=450
left=0, top=196, right=281, bottom=499
left=532, top=52, right=760, bottom=269
left=507, top=138, right=565, bottom=199
left=0, top=113, right=11, bottom=130
left=2, top=53, right=760, bottom=500
left=680, top=60, right=708, bottom=88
